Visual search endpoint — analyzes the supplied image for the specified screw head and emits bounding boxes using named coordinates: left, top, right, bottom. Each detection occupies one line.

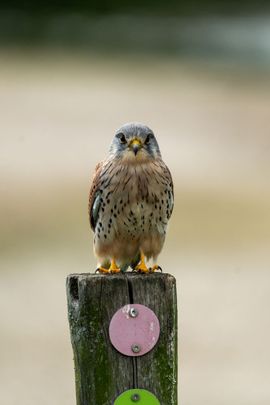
left=131, top=344, right=141, bottom=353
left=131, top=393, right=140, bottom=402
left=129, top=307, right=139, bottom=318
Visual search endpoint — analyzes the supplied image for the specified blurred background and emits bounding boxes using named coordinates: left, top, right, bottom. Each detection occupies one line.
left=1, top=1, right=270, bottom=405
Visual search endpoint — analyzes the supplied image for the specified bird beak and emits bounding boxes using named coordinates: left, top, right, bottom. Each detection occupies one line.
left=130, top=139, right=142, bottom=156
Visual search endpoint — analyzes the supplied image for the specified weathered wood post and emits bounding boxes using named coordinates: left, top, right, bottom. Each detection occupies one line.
left=66, top=273, right=177, bottom=405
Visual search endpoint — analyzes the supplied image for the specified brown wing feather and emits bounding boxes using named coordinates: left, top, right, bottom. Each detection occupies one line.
left=160, top=160, right=174, bottom=219
left=88, top=161, right=104, bottom=231
left=166, top=165, right=174, bottom=217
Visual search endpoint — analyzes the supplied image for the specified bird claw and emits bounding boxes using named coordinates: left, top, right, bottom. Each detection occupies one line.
left=95, top=267, right=111, bottom=274
left=134, top=268, right=150, bottom=274
left=134, top=262, right=149, bottom=273
left=149, top=265, right=163, bottom=273
left=110, top=268, right=121, bottom=274
left=95, top=259, right=121, bottom=274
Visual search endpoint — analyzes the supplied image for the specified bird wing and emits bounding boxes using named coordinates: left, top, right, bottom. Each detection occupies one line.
left=168, top=167, right=174, bottom=218
left=88, top=161, right=104, bottom=231
left=162, top=162, right=174, bottom=219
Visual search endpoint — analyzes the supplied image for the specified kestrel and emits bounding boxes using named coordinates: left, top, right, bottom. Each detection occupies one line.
left=88, top=123, right=174, bottom=273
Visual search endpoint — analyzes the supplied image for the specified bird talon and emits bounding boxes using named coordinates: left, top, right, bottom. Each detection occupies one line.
left=95, top=267, right=111, bottom=274
left=109, top=259, right=121, bottom=273
left=152, top=265, right=163, bottom=272
left=135, top=266, right=150, bottom=273
left=110, top=268, right=121, bottom=274
left=134, top=251, right=151, bottom=273
left=96, top=259, right=120, bottom=274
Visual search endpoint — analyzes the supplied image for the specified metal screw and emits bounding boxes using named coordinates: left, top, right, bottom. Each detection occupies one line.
left=131, top=344, right=141, bottom=354
left=131, top=393, right=140, bottom=402
left=129, top=307, right=139, bottom=318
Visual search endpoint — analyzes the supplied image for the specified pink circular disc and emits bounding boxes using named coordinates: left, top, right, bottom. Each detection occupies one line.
left=109, top=304, right=160, bottom=357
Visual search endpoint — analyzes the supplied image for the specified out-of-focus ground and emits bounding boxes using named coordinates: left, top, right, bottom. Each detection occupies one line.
left=1, top=49, right=270, bottom=405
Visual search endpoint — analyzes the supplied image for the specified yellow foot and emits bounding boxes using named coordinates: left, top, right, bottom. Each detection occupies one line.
left=149, top=264, right=163, bottom=273
left=135, top=263, right=150, bottom=273
left=134, top=251, right=150, bottom=273
left=95, top=259, right=120, bottom=274
left=109, top=259, right=121, bottom=274
left=95, top=267, right=111, bottom=274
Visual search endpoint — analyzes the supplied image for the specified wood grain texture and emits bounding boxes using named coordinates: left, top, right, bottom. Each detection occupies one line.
left=66, top=273, right=177, bottom=405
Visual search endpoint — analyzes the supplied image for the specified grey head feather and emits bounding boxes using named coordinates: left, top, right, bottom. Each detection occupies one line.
left=109, top=122, right=162, bottom=159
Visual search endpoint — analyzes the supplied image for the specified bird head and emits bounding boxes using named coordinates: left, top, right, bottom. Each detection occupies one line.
left=109, top=123, right=161, bottom=162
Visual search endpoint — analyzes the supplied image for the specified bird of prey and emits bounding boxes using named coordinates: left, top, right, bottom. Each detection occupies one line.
left=88, top=123, right=174, bottom=273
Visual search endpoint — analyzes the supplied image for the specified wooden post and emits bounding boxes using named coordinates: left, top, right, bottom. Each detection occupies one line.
left=66, top=273, right=177, bottom=405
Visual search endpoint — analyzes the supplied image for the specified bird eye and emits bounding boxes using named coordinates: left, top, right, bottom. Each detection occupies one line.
left=145, top=134, right=152, bottom=145
left=118, top=133, right=127, bottom=144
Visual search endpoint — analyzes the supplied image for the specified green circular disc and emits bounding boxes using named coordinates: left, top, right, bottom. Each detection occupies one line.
left=114, top=389, right=160, bottom=405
